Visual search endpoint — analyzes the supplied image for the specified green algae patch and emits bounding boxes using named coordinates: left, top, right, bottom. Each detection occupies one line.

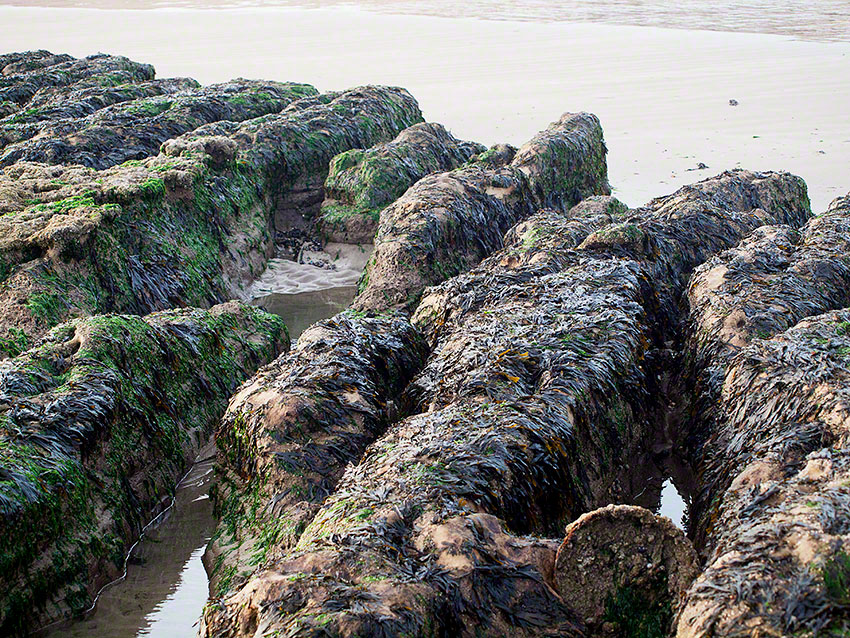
left=0, top=302, right=288, bottom=635
left=319, top=123, right=484, bottom=243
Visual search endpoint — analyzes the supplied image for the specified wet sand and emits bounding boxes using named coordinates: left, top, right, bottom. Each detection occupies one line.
left=1, top=4, right=848, bottom=211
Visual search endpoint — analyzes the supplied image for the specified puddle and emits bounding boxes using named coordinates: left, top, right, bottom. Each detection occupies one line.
left=658, top=478, right=688, bottom=530
left=43, top=443, right=217, bottom=638
left=254, top=286, right=357, bottom=340
left=248, top=241, right=370, bottom=340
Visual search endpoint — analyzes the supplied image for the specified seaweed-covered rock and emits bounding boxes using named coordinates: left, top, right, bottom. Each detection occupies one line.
left=554, top=505, right=698, bottom=636
left=0, top=302, right=287, bottom=635
left=205, top=311, right=428, bottom=598
left=352, top=112, right=610, bottom=313
left=670, top=193, right=850, bottom=636
left=0, top=77, right=200, bottom=151
left=686, top=193, right=850, bottom=422
left=0, top=52, right=154, bottom=108
left=467, top=142, right=517, bottom=168
left=0, top=85, right=423, bottom=356
left=0, top=79, right=318, bottom=169
left=200, top=171, right=808, bottom=638
left=413, top=196, right=628, bottom=346
left=318, top=122, right=485, bottom=243
left=676, top=309, right=850, bottom=637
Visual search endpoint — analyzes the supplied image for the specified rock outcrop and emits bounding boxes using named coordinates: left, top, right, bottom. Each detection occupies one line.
left=676, top=193, right=850, bottom=637
left=0, top=84, right=422, bottom=356
left=0, top=79, right=318, bottom=169
left=0, top=52, right=155, bottom=108
left=0, top=77, right=200, bottom=151
left=319, top=122, right=485, bottom=243
left=205, top=311, right=429, bottom=599
left=0, top=302, right=287, bottom=635
left=200, top=171, right=810, bottom=638
left=352, top=112, right=611, bottom=313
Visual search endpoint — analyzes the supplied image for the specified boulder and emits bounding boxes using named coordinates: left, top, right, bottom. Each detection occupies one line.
left=676, top=193, right=850, bottom=636
left=352, top=112, right=611, bottom=313
left=554, top=505, right=698, bottom=637
left=205, top=311, right=428, bottom=599
left=318, top=122, right=485, bottom=243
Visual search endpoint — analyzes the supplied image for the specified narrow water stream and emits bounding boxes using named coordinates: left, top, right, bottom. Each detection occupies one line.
left=44, top=443, right=217, bottom=638
left=43, top=248, right=364, bottom=638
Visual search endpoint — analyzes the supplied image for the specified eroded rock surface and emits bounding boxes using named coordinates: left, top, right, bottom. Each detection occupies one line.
left=0, top=302, right=287, bottom=635
left=319, top=122, right=485, bottom=243
left=352, top=112, right=611, bottom=313
left=555, top=505, right=698, bottom=637
left=0, top=85, right=422, bottom=356
left=200, top=171, right=809, bottom=638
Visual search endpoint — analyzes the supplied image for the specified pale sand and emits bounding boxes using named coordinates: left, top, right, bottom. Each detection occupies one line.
left=1, top=5, right=848, bottom=212
left=247, top=242, right=372, bottom=298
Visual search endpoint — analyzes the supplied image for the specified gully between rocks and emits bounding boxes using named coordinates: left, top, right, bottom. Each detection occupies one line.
left=41, top=250, right=364, bottom=638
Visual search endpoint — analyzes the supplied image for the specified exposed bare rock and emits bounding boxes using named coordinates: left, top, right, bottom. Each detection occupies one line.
left=554, top=505, right=698, bottom=636
left=352, top=112, right=611, bottom=313
left=0, top=302, right=287, bottom=635
left=318, top=122, right=485, bottom=243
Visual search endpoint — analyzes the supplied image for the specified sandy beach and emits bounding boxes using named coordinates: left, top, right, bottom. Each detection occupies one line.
left=1, top=2, right=848, bottom=211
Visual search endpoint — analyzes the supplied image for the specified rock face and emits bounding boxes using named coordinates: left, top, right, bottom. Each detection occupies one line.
left=676, top=193, right=850, bottom=637
left=352, top=111, right=611, bottom=313
left=199, top=171, right=810, bottom=638
left=204, top=311, right=429, bottom=600
left=0, top=302, right=288, bottom=635
left=0, top=78, right=319, bottom=169
left=0, top=83, right=423, bottom=356
left=319, top=122, right=485, bottom=243
left=554, top=505, right=698, bottom=637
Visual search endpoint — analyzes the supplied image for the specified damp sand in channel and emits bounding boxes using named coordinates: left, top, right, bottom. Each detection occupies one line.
left=249, top=243, right=372, bottom=340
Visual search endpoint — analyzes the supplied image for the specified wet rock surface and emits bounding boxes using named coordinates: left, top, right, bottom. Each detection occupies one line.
left=319, top=122, right=485, bottom=243
left=352, top=111, right=611, bottom=313
left=677, top=192, right=850, bottom=637
left=205, top=312, right=429, bottom=600
left=0, top=301, right=287, bottom=635
left=200, top=170, right=810, bottom=638
left=0, top=66, right=422, bottom=356
left=0, top=78, right=318, bottom=169
left=2, top=47, right=849, bottom=638
left=555, top=505, right=698, bottom=637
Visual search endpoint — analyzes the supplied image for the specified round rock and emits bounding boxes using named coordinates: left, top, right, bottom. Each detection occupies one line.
left=554, top=504, right=698, bottom=635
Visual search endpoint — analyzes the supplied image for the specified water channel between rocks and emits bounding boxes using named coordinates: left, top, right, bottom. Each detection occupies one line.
left=43, top=242, right=690, bottom=637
